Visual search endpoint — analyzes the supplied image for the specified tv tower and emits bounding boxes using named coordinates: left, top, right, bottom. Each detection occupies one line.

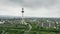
left=21, top=8, right=24, bottom=24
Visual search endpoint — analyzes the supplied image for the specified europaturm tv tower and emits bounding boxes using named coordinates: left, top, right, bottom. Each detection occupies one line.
left=21, top=8, right=24, bottom=24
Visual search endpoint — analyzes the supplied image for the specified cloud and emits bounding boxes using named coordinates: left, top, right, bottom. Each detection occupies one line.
left=0, top=0, right=60, bottom=17
left=0, top=0, right=22, bottom=16
left=10, top=0, right=60, bottom=9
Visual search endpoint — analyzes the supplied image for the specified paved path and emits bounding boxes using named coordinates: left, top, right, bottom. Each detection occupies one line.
left=23, top=22, right=32, bottom=34
left=1, top=30, right=5, bottom=34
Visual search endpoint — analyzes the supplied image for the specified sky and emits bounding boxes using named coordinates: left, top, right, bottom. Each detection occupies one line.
left=0, top=0, right=60, bottom=17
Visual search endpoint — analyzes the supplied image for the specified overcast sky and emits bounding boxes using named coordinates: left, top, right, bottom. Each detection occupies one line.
left=0, top=0, right=60, bottom=17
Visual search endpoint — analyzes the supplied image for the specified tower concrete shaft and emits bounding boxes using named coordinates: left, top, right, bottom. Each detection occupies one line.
left=21, top=8, right=24, bottom=24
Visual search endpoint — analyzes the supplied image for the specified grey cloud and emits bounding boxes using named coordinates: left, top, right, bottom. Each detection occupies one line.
left=0, top=0, right=60, bottom=17
left=1, top=0, right=60, bottom=9
left=9, top=0, right=60, bottom=9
